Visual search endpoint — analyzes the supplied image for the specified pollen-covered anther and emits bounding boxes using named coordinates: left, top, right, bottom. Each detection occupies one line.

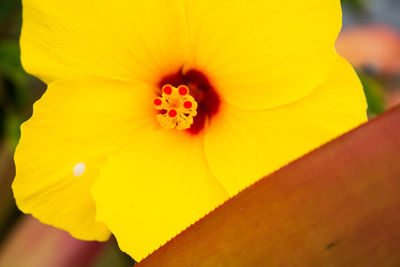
left=154, top=85, right=198, bottom=130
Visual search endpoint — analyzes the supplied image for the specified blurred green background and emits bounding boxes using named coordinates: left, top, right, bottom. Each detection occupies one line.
left=0, top=0, right=399, bottom=266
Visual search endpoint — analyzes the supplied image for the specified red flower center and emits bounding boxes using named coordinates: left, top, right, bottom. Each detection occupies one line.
left=159, top=69, right=220, bottom=134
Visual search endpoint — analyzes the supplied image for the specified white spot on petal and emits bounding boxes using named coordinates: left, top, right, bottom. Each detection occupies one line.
left=73, top=163, right=86, bottom=177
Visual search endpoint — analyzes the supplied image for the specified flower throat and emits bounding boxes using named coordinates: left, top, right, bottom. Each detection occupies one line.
left=156, top=69, right=220, bottom=134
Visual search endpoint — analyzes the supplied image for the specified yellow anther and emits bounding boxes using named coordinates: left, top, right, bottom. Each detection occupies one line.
left=153, top=85, right=198, bottom=130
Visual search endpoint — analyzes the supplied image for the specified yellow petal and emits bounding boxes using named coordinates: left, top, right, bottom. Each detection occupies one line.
left=184, top=0, right=342, bottom=109
left=13, top=77, right=156, bottom=241
left=20, top=0, right=188, bottom=83
left=204, top=56, right=368, bottom=195
left=92, top=130, right=228, bottom=260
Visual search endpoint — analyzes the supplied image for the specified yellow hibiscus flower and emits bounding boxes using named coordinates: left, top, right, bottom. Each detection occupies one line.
left=12, top=0, right=367, bottom=260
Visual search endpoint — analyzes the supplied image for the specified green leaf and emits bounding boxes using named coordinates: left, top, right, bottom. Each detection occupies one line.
left=0, top=0, right=19, bottom=23
left=0, top=39, right=31, bottom=108
left=358, top=72, right=386, bottom=116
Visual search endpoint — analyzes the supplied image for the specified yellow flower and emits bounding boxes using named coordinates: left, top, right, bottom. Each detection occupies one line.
left=13, top=0, right=367, bottom=260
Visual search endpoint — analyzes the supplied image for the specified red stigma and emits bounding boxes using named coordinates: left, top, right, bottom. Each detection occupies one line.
left=179, top=86, right=188, bottom=95
left=154, top=98, right=162, bottom=106
left=163, top=85, right=172, bottom=95
left=168, top=109, right=177, bottom=118
left=183, top=101, right=192, bottom=109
